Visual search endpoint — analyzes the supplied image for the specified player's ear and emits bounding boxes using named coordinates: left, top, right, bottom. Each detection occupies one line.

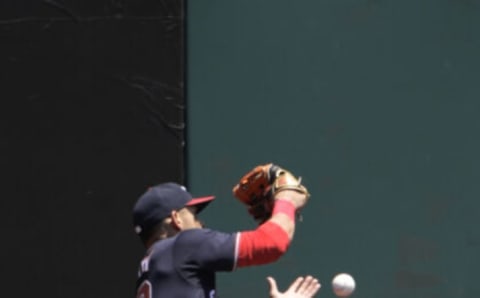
left=170, top=210, right=182, bottom=230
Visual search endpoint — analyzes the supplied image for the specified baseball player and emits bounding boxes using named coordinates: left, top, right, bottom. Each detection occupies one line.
left=133, top=164, right=310, bottom=298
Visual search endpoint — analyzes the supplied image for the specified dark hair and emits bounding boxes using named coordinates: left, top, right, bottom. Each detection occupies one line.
left=139, top=221, right=164, bottom=245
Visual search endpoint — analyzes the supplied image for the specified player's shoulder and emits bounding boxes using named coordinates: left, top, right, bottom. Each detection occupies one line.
left=176, top=228, right=222, bottom=241
left=175, top=228, right=236, bottom=246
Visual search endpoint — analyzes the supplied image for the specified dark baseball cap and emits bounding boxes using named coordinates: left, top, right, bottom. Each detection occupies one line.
left=133, top=182, right=215, bottom=235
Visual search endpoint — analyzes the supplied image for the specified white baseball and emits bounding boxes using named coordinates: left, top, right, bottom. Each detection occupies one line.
left=332, top=273, right=356, bottom=297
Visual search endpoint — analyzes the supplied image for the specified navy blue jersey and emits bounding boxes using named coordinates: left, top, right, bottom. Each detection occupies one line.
left=136, top=229, right=238, bottom=298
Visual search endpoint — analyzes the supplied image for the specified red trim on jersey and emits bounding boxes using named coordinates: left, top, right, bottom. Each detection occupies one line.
left=236, top=221, right=290, bottom=267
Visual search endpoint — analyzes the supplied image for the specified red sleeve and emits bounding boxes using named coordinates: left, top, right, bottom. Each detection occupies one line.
left=236, top=221, right=290, bottom=268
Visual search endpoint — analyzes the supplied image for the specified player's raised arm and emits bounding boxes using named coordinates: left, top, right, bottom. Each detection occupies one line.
left=232, top=164, right=310, bottom=267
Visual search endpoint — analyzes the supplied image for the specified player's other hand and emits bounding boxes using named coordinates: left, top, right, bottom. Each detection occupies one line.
left=267, top=275, right=321, bottom=298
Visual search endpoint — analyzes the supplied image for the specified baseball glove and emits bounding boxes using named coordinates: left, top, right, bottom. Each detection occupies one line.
left=232, top=163, right=309, bottom=222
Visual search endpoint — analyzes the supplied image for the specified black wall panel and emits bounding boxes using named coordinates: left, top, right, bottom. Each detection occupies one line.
left=1, top=1, right=184, bottom=296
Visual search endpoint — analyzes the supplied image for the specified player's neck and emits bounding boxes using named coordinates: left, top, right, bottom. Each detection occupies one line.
left=145, top=231, right=179, bottom=248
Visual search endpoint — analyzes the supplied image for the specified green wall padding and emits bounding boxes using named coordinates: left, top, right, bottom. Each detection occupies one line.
left=186, top=1, right=480, bottom=297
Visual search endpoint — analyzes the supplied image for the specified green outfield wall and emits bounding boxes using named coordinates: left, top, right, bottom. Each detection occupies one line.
left=186, top=1, right=480, bottom=297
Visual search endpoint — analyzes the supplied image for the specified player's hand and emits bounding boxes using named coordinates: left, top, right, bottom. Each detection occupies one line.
left=267, top=275, right=321, bottom=298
